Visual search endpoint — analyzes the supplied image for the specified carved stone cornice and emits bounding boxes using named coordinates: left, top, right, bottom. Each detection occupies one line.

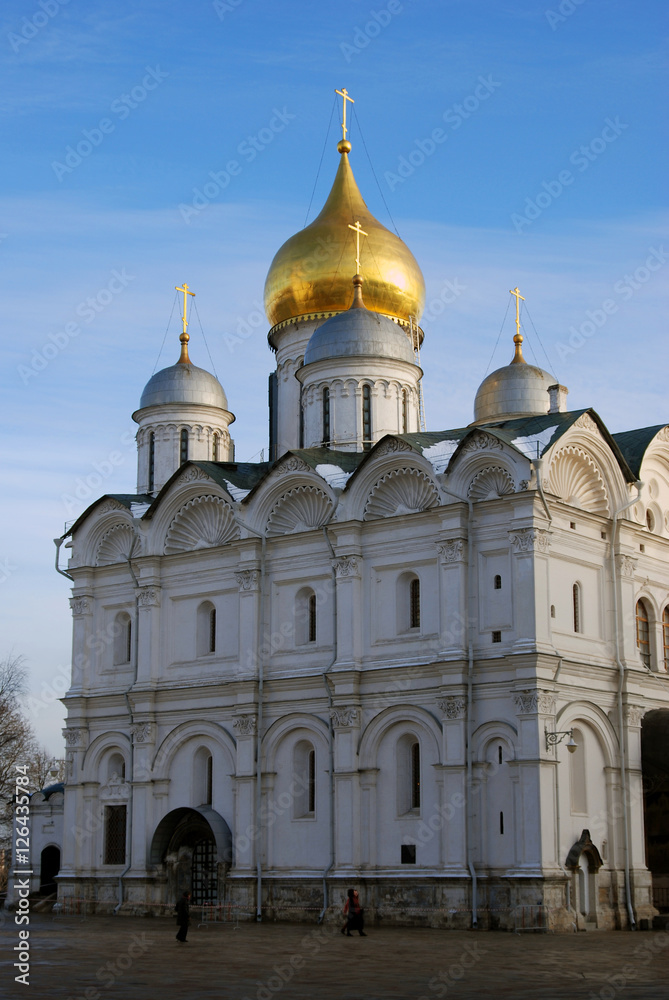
left=236, top=569, right=260, bottom=592
left=615, top=554, right=637, bottom=578
left=330, top=706, right=360, bottom=728
left=131, top=722, right=156, bottom=744
left=437, top=539, right=466, bottom=564
left=573, top=413, right=599, bottom=433
left=233, top=714, right=257, bottom=736
left=335, top=556, right=360, bottom=578
left=138, top=587, right=160, bottom=608
left=514, top=690, right=556, bottom=715
left=509, top=528, right=551, bottom=553
left=62, top=727, right=88, bottom=748
left=437, top=696, right=466, bottom=720
left=70, top=596, right=92, bottom=616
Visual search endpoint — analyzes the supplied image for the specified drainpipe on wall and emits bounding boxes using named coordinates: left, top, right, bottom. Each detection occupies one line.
left=318, top=520, right=339, bottom=923
left=114, top=541, right=141, bottom=915
left=610, top=480, right=643, bottom=931
left=54, top=536, right=74, bottom=582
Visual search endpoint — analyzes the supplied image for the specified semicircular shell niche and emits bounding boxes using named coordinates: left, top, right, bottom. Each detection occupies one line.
left=96, top=523, right=139, bottom=566
left=467, top=466, right=515, bottom=501
left=266, top=486, right=333, bottom=536
left=164, top=495, right=239, bottom=554
left=545, top=447, right=609, bottom=514
left=364, top=467, right=440, bottom=520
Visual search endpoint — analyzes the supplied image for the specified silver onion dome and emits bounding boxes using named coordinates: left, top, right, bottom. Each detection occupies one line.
left=139, top=361, right=228, bottom=410
left=303, top=276, right=416, bottom=367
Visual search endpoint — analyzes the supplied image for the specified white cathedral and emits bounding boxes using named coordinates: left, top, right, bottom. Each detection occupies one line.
left=27, top=114, right=669, bottom=930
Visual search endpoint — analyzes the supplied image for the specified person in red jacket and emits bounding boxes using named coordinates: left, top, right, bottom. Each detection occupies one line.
left=341, top=888, right=366, bottom=936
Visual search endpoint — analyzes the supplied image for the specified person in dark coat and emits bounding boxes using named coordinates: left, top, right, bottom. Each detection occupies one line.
left=175, top=890, right=191, bottom=942
left=341, top=888, right=366, bottom=936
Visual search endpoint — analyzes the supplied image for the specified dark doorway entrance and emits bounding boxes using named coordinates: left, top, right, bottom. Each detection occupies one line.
left=641, top=710, right=669, bottom=912
left=191, top=839, right=217, bottom=904
left=39, top=845, right=60, bottom=895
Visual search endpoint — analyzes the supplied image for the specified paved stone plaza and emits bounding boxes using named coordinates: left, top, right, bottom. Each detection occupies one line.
left=1, top=914, right=668, bottom=1000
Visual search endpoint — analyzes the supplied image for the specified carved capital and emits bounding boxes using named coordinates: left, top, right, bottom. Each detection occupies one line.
left=437, top=539, right=466, bottom=564
left=615, top=554, right=637, bottom=578
left=62, top=727, right=87, bottom=748
left=131, top=722, right=155, bottom=744
left=509, top=528, right=551, bottom=553
left=330, top=706, right=360, bottom=728
left=335, top=556, right=359, bottom=578
left=514, top=690, right=556, bottom=715
left=138, top=587, right=160, bottom=608
left=233, top=714, right=257, bottom=736
left=70, top=596, right=92, bottom=616
left=437, top=696, right=466, bottom=720
left=623, top=705, right=644, bottom=728
left=236, top=570, right=260, bottom=592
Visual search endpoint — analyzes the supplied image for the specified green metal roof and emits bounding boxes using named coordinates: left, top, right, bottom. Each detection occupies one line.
left=611, top=425, right=667, bottom=478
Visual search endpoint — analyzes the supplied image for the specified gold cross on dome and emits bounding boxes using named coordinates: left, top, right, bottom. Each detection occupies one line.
left=509, top=286, right=525, bottom=338
left=348, top=220, right=368, bottom=276
left=175, top=282, right=195, bottom=335
left=335, top=87, right=355, bottom=141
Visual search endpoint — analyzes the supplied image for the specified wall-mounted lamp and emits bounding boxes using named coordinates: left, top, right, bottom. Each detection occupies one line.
left=545, top=729, right=578, bottom=754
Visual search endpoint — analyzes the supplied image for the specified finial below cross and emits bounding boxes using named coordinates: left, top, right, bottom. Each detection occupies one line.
left=335, top=87, right=355, bottom=141
left=348, top=220, right=368, bottom=276
left=509, top=286, right=525, bottom=339
left=175, top=283, right=196, bottom=335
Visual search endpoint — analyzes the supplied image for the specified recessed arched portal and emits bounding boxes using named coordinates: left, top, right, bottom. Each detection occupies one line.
left=641, top=710, right=669, bottom=914
left=150, top=806, right=232, bottom=905
left=39, top=845, right=60, bottom=895
left=565, top=829, right=603, bottom=928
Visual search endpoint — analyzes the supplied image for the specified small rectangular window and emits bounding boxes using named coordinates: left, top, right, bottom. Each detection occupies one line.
left=308, top=594, right=317, bottom=643
left=570, top=521, right=576, bottom=530
left=492, top=630, right=502, bottom=643
left=401, top=844, right=416, bottom=864
left=409, top=578, right=420, bottom=629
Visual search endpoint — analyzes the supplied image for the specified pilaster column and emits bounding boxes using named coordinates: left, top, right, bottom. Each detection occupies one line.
left=614, top=554, right=640, bottom=665
left=333, top=557, right=362, bottom=668
left=436, top=697, right=467, bottom=871
left=236, top=565, right=261, bottom=680
left=130, top=722, right=156, bottom=870
left=508, top=528, right=551, bottom=653
left=436, top=539, right=467, bottom=657
left=232, top=714, right=257, bottom=872
left=69, top=595, right=94, bottom=693
left=136, top=586, right=160, bottom=685
left=331, top=705, right=361, bottom=869
left=513, top=689, right=557, bottom=873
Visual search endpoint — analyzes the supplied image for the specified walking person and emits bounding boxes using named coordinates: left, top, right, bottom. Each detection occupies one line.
left=341, top=888, right=366, bottom=937
left=175, top=890, right=191, bottom=942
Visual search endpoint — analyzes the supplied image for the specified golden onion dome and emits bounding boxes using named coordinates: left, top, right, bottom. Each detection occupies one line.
left=264, top=141, right=426, bottom=335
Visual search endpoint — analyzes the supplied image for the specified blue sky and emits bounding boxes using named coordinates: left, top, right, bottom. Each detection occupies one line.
left=1, top=0, right=667, bottom=754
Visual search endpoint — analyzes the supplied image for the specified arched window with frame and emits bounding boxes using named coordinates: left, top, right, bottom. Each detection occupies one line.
left=569, top=727, right=587, bottom=814
left=197, top=601, right=217, bottom=657
left=402, top=388, right=408, bottom=433
left=107, top=752, right=126, bottom=783
left=572, top=582, right=582, bottom=633
left=294, top=740, right=316, bottom=817
left=193, top=746, right=213, bottom=806
left=410, top=578, right=420, bottom=629
left=397, top=573, right=421, bottom=634
left=636, top=599, right=651, bottom=668
left=212, top=432, right=219, bottom=461
left=663, top=606, right=669, bottom=672
left=362, top=384, right=372, bottom=450
left=397, top=734, right=420, bottom=814
left=180, top=428, right=189, bottom=464
left=113, top=612, right=132, bottom=666
left=295, top=588, right=317, bottom=646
